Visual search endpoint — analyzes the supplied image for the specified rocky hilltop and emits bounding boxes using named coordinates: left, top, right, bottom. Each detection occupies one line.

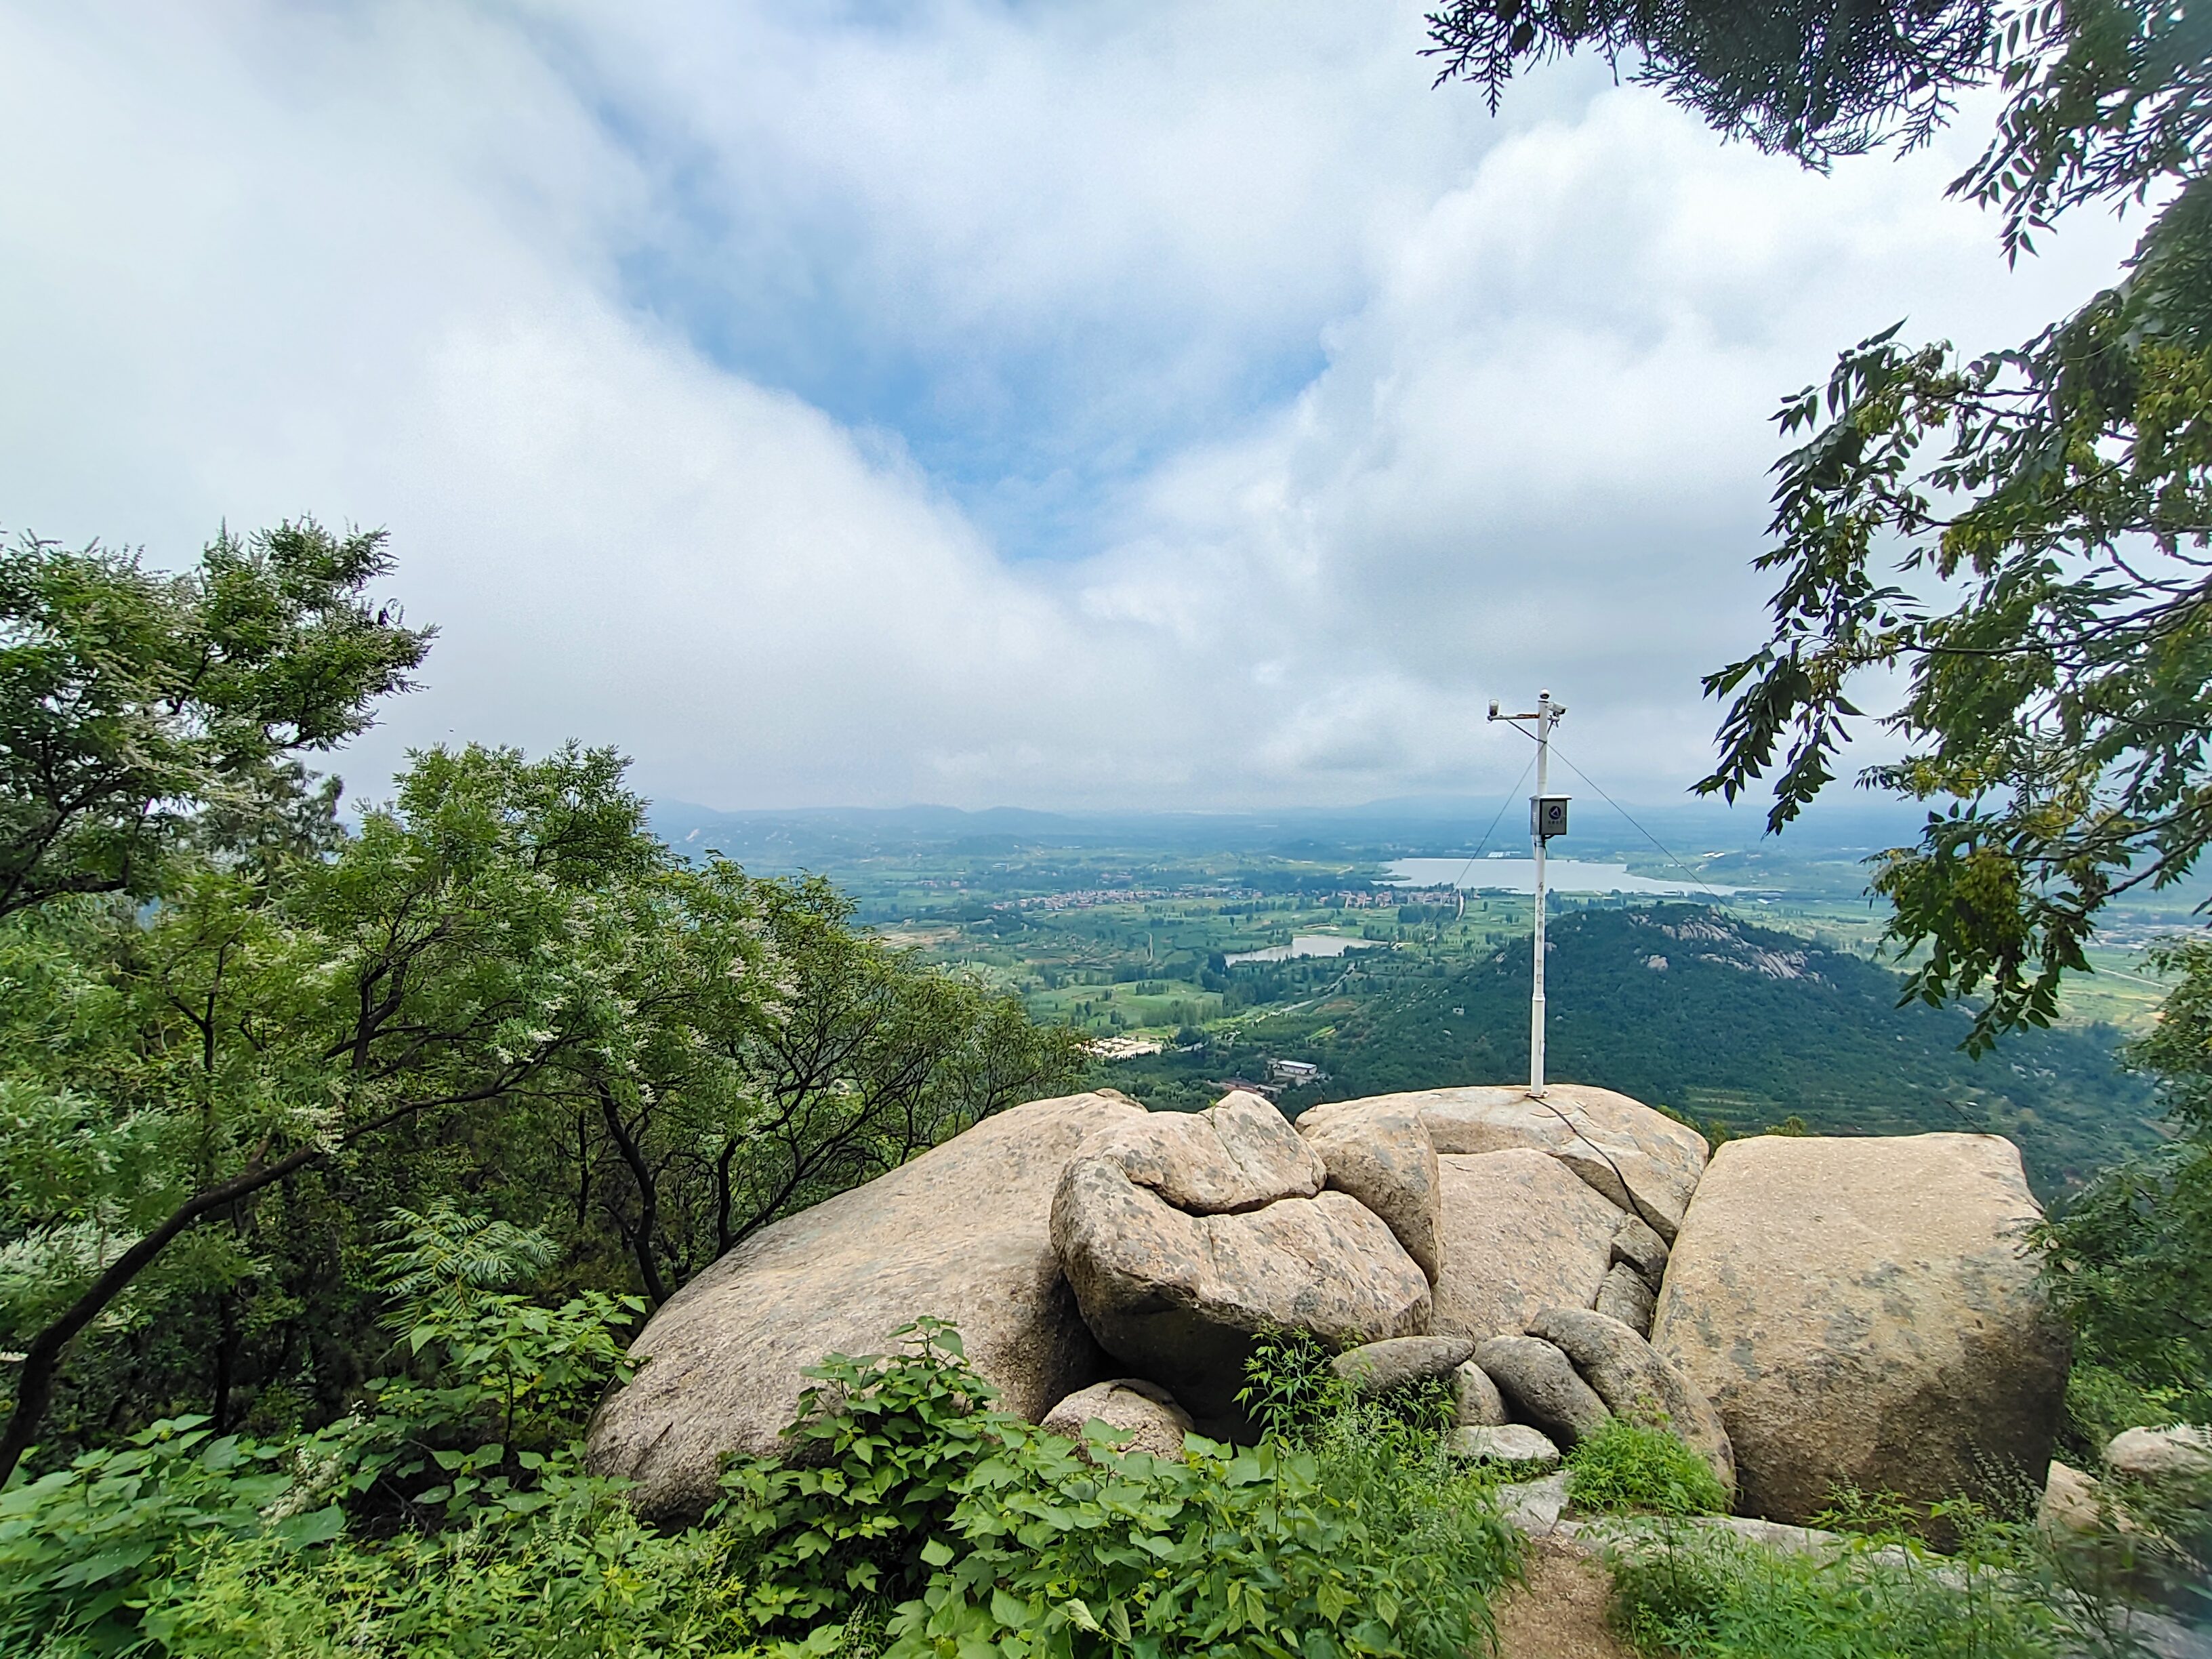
left=586, top=1083, right=2068, bottom=1531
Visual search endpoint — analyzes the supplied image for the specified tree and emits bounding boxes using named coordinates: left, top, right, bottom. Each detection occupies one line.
left=570, top=873, right=1084, bottom=1305
left=1429, top=0, right=2212, bottom=1045
left=0, top=522, right=430, bottom=918
left=0, top=742, right=662, bottom=1486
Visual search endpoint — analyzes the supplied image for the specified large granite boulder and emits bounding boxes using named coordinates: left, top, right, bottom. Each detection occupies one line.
left=1430, top=1150, right=1622, bottom=1343
left=1295, top=1100, right=1445, bottom=1280
left=1527, top=1306, right=1736, bottom=1500
left=1651, top=1132, right=2069, bottom=1527
left=1042, top=1378, right=1196, bottom=1461
left=586, top=1089, right=1144, bottom=1522
left=1348, top=1084, right=1709, bottom=1242
left=1052, top=1094, right=1430, bottom=1433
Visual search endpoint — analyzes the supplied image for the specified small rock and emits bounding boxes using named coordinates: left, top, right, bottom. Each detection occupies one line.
left=1042, top=1378, right=1195, bottom=1461
left=1330, top=1334, right=1474, bottom=1397
left=2037, top=1460, right=2108, bottom=1534
left=1474, top=1334, right=1611, bottom=1448
left=1609, top=1215, right=1669, bottom=1288
left=2106, top=1425, right=2212, bottom=1486
left=1592, top=1262, right=1656, bottom=1336
left=1452, top=1423, right=1563, bottom=1470
left=1494, top=1469, right=1572, bottom=1535
left=1454, top=1358, right=1508, bottom=1427
left=1082, top=1090, right=1323, bottom=1214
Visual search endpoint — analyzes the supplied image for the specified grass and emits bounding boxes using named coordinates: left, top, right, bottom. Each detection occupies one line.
left=1565, top=1420, right=1729, bottom=1519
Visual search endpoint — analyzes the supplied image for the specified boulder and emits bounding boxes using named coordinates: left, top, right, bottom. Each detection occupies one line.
left=2106, top=1425, right=2212, bottom=1486
left=1610, top=1215, right=1670, bottom=1288
left=1454, top=1358, right=1509, bottom=1427
left=1052, top=1099, right=1431, bottom=1432
left=1084, top=1089, right=1323, bottom=1213
left=1526, top=1307, right=1736, bottom=1500
left=1042, top=1378, right=1196, bottom=1461
left=1592, top=1263, right=1657, bottom=1336
left=1430, top=1150, right=1621, bottom=1343
left=588, top=1089, right=1145, bottom=1522
left=1650, top=1132, right=2069, bottom=1528
left=1452, top=1424, right=1562, bottom=1470
left=1337, top=1084, right=1709, bottom=1242
left=1295, top=1101, right=1445, bottom=1280
left=1331, top=1334, right=1474, bottom=1397
left=1475, top=1334, right=1612, bottom=1448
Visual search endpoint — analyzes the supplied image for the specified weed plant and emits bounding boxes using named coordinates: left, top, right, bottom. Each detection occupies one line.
left=1565, top=1419, right=1729, bottom=1518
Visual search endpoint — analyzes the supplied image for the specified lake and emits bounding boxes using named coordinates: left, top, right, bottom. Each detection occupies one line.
left=1225, top=934, right=1378, bottom=964
left=1384, top=857, right=1735, bottom=897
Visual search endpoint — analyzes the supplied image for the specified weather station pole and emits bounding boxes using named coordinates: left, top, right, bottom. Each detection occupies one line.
left=1488, top=691, right=1568, bottom=1099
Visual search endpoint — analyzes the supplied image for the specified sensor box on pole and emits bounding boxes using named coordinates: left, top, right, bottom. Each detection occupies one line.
left=1531, top=795, right=1570, bottom=840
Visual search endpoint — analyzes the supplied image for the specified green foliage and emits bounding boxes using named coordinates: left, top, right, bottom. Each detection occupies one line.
left=0, top=1415, right=325, bottom=1656
left=0, top=522, right=428, bottom=920
left=138, top=1477, right=750, bottom=1659
left=2036, top=936, right=2212, bottom=1429
left=1432, top=0, right=2212, bottom=1050
left=1567, top=1420, right=1730, bottom=1519
left=1282, top=905, right=2154, bottom=1193
left=716, top=1318, right=1019, bottom=1633
left=1426, top=0, right=1990, bottom=163
left=1233, top=1326, right=1350, bottom=1436
left=1607, top=1523, right=2064, bottom=1659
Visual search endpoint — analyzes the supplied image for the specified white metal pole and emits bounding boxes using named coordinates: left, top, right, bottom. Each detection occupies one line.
left=1530, top=691, right=1552, bottom=1099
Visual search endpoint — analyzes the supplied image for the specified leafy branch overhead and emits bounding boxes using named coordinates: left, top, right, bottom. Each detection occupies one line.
left=1435, top=0, right=2212, bottom=1047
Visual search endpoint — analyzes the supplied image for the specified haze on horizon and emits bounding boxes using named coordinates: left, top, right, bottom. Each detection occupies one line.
left=0, top=3, right=2142, bottom=816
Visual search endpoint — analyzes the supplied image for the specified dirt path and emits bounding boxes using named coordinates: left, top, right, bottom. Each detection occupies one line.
left=1490, top=1538, right=1641, bottom=1659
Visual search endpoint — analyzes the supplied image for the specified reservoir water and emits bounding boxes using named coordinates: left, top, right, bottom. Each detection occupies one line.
left=1224, top=934, right=1377, bottom=964
left=1384, top=857, right=1732, bottom=897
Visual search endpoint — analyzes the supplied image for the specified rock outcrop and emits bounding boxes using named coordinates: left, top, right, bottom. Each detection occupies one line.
left=1042, top=1378, right=1196, bottom=1460
left=587, top=1088, right=1145, bottom=1522
left=1651, top=1132, right=2068, bottom=1527
left=1295, top=1100, right=1445, bottom=1281
left=1475, top=1334, right=1612, bottom=1448
left=1527, top=1306, right=1736, bottom=1500
left=1052, top=1094, right=1430, bottom=1432
left=1431, top=1150, right=1622, bottom=1343
left=1349, top=1084, right=1710, bottom=1242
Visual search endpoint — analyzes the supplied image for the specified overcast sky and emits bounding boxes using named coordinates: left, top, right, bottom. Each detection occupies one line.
left=0, top=3, right=2142, bottom=815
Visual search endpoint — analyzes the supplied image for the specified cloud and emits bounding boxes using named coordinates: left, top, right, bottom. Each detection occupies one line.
left=0, top=2, right=2146, bottom=813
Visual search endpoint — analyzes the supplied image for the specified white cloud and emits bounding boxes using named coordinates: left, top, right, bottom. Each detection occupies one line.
left=0, top=1, right=2146, bottom=812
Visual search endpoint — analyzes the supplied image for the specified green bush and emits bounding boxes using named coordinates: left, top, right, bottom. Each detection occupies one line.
left=1566, top=1419, right=1729, bottom=1518
left=1608, top=1525, right=2062, bottom=1659
left=889, top=1420, right=1517, bottom=1659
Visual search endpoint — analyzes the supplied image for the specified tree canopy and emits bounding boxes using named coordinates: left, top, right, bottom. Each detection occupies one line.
left=1433, top=0, right=2212, bottom=1046
left=0, top=525, right=1081, bottom=1490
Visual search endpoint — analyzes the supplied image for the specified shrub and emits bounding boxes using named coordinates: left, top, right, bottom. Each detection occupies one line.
left=1567, top=1419, right=1729, bottom=1518
left=1608, top=1525, right=2063, bottom=1659
left=715, top=1317, right=1021, bottom=1634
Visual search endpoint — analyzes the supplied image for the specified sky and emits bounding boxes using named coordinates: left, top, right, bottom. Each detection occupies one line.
left=0, top=2, right=2145, bottom=815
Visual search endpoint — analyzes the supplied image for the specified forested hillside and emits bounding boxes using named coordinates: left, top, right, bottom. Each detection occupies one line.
left=1107, top=905, right=2161, bottom=1195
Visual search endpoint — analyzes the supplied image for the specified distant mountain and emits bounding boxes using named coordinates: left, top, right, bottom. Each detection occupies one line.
left=1117, top=905, right=2163, bottom=1195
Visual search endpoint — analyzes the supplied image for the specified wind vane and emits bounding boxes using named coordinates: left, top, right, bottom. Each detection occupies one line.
left=1488, top=691, right=1569, bottom=1099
